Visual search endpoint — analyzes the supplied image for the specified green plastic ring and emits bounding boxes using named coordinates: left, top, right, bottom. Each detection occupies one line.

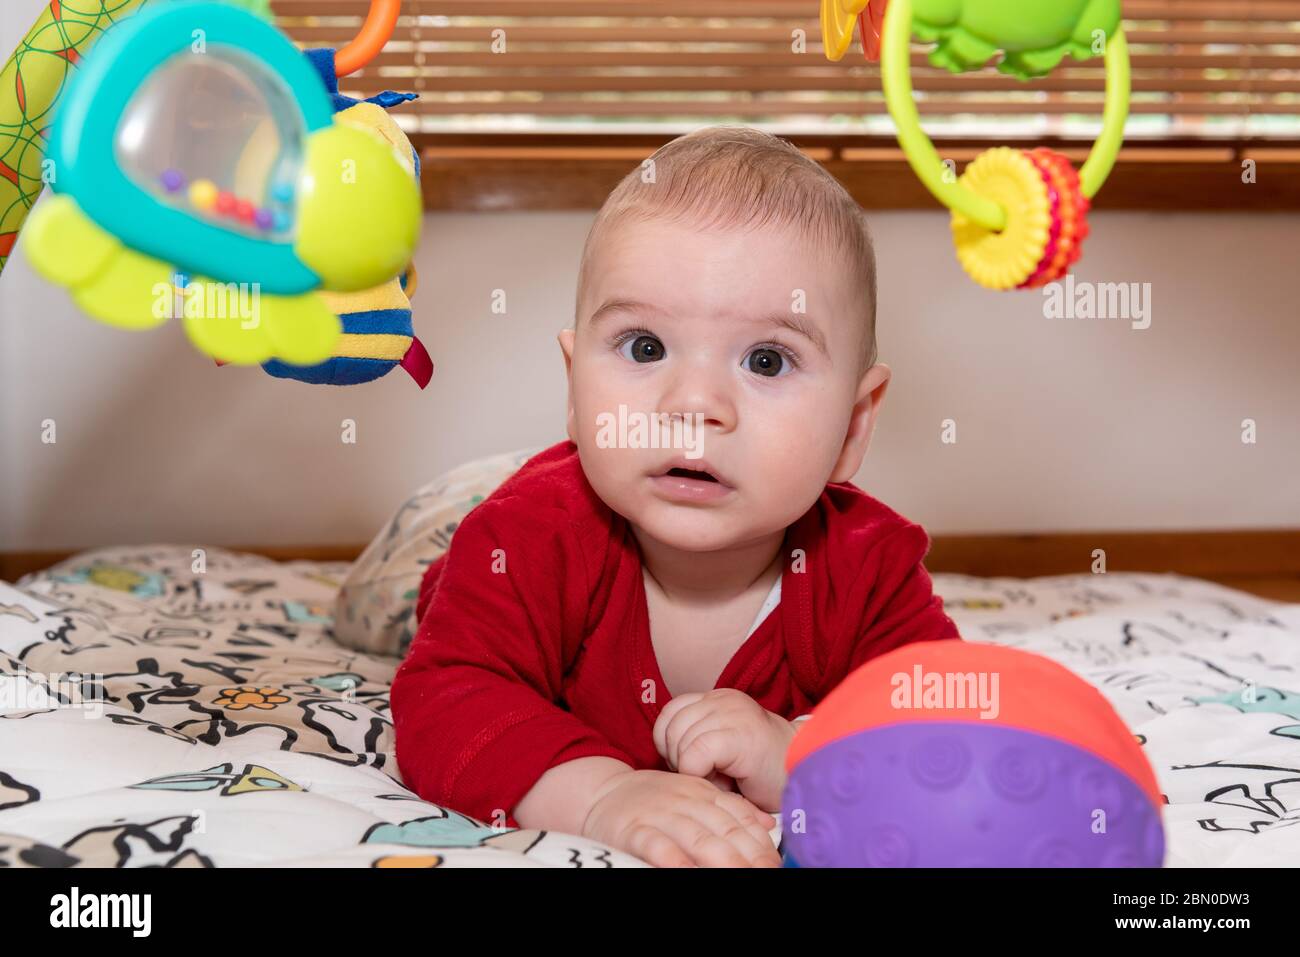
left=880, top=0, right=1131, bottom=232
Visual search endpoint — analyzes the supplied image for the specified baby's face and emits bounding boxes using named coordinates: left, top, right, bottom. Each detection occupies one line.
left=561, top=216, right=886, bottom=554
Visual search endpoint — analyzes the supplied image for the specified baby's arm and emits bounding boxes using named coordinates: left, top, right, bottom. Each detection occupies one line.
left=517, top=757, right=779, bottom=867
left=516, top=756, right=780, bottom=868
left=844, top=523, right=960, bottom=672
left=390, top=498, right=635, bottom=827
left=390, top=499, right=779, bottom=865
left=513, top=756, right=633, bottom=835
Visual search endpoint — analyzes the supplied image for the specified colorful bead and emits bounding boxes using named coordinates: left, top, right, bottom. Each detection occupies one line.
left=235, top=199, right=256, bottom=224
left=215, top=191, right=237, bottom=216
left=1019, top=151, right=1065, bottom=289
left=161, top=169, right=185, bottom=193
left=254, top=208, right=274, bottom=230
left=1020, top=148, right=1090, bottom=287
left=272, top=210, right=291, bottom=232
left=189, top=179, right=218, bottom=210
left=1035, top=153, right=1077, bottom=285
left=271, top=181, right=295, bottom=203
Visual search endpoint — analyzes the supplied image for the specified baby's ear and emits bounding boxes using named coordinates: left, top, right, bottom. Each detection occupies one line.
left=557, top=329, right=577, bottom=442
left=558, top=327, right=575, bottom=375
left=829, top=363, right=891, bottom=484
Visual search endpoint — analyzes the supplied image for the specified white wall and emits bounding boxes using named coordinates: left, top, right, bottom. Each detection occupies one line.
left=2, top=0, right=1297, bottom=550
left=3, top=207, right=1298, bottom=551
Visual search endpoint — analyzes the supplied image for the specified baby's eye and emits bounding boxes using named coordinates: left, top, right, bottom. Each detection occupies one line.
left=620, top=334, right=665, bottom=363
left=745, top=346, right=792, bottom=378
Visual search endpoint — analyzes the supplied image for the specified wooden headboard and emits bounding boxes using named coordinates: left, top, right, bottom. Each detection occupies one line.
left=3, top=529, right=1297, bottom=601
left=924, top=529, right=1299, bottom=601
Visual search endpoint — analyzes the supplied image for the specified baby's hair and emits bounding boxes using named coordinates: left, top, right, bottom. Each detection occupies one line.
left=575, top=125, right=878, bottom=370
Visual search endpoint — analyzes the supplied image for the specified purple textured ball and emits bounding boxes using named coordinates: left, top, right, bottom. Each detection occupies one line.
left=160, top=169, right=185, bottom=193
left=782, top=722, right=1165, bottom=868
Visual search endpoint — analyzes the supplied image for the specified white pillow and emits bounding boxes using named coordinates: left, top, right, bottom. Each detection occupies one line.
left=332, top=447, right=541, bottom=656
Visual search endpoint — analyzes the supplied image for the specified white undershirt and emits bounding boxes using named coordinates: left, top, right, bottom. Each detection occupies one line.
left=744, top=577, right=782, bottom=639
left=739, top=575, right=807, bottom=850
left=745, top=576, right=813, bottom=729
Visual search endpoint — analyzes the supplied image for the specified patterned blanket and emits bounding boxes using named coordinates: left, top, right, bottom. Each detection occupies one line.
left=0, top=546, right=639, bottom=867
left=1, top=545, right=1297, bottom=867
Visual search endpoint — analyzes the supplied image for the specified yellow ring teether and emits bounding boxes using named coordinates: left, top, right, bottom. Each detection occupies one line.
left=950, top=148, right=1052, bottom=291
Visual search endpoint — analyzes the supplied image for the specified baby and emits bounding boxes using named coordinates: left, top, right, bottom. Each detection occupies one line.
left=390, top=126, right=959, bottom=868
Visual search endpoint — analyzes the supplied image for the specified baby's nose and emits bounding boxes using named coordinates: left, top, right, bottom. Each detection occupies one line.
left=658, top=372, right=735, bottom=432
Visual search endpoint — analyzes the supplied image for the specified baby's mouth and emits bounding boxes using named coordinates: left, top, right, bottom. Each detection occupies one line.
left=665, top=466, right=718, bottom=483
left=649, top=459, right=736, bottom=501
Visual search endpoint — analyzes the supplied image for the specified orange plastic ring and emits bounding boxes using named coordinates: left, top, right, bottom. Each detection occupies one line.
left=335, top=0, right=401, bottom=77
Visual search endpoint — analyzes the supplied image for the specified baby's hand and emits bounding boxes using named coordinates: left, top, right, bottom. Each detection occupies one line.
left=652, top=689, right=797, bottom=813
left=581, top=768, right=780, bottom=868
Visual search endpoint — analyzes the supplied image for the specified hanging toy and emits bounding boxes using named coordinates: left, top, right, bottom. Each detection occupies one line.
left=820, top=0, right=1129, bottom=290
left=253, top=5, right=433, bottom=388
left=257, top=86, right=433, bottom=387
left=263, top=1, right=433, bottom=386
left=20, top=0, right=422, bottom=366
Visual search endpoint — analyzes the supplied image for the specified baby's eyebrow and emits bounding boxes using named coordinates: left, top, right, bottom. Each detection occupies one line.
left=588, top=298, right=663, bottom=325
left=757, top=313, right=830, bottom=358
left=588, top=298, right=830, bottom=357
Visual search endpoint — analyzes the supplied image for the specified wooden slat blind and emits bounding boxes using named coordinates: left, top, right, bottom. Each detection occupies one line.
left=269, top=0, right=1300, bottom=138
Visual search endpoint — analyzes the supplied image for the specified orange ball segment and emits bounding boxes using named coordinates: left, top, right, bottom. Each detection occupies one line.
left=785, top=640, right=1162, bottom=809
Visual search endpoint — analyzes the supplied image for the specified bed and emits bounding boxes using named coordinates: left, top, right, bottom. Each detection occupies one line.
left=2, top=542, right=1298, bottom=868
left=0, top=545, right=641, bottom=867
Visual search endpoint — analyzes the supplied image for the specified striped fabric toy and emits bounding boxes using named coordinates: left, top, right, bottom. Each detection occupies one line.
left=259, top=49, right=432, bottom=388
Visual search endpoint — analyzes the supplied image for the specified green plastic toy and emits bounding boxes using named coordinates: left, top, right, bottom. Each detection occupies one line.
left=821, top=0, right=1130, bottom=290
left=912, top=0, right=1122, bottom=79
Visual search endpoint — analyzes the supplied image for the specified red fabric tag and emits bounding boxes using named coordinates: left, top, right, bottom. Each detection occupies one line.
left=400, top=335, right=434, bottom=388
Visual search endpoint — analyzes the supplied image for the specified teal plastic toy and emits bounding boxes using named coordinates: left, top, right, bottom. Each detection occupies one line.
left=21, top=0, right=422, bottom=367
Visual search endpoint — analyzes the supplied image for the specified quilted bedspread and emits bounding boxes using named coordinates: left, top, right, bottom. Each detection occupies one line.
left=1, top=545, right=1298, bottom=867
left=0, top=546, right=640, bottom=867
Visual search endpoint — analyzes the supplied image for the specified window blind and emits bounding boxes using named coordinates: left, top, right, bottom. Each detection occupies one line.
left=271, top=0, right=1300, bottom=140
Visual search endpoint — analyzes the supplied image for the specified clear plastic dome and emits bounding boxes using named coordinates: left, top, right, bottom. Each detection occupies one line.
left=115, top=47, right=305, bottom=239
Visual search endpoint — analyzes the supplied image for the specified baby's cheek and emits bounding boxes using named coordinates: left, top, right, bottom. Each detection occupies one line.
left=770, top=399, right=846, bottom=464
left=757, top=457, right=830, bottom=521
left=752, top=417, right=844, bottom=505
left=573, top=370, right=633, bottom=441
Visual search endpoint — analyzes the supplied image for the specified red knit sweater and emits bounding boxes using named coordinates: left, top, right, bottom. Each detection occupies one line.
left=390, top=441, right=959, bottom=827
